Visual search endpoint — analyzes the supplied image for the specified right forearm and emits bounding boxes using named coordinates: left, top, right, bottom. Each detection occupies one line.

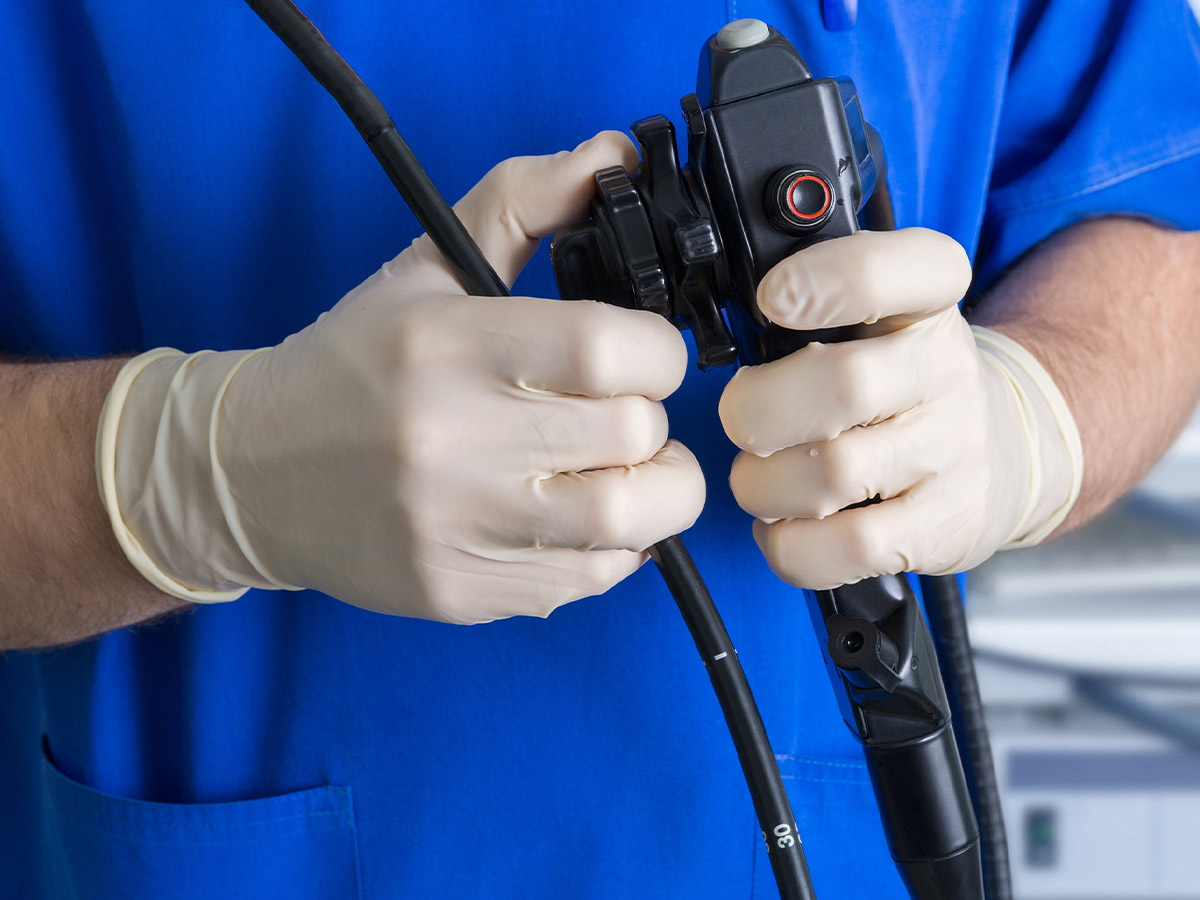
left=0, top=358, right=187, bottom=650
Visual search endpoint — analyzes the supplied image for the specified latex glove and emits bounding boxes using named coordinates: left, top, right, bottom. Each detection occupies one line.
left=718, top=228, right=1082, bottom=589
left=96, top=132, right=706, bottom=624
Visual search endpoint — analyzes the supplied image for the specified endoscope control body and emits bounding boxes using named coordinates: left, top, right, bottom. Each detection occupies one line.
left=551, top=20, right=984, bottom=899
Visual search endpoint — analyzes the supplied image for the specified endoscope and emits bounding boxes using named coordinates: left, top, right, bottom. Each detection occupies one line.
left=244, top=2, right=1011, bottom=897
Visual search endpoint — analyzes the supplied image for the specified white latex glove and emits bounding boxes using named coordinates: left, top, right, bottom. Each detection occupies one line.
left=718, top=228, right=1082, bottom=590
left=96, top=132, right=706, bottom=624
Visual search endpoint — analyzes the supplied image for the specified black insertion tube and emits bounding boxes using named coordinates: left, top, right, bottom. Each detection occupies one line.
left=245, top=3, right=816, bottom=898
left=652, top=536, right=816, bottom=900
left=244, top=0, right=509, bottom=299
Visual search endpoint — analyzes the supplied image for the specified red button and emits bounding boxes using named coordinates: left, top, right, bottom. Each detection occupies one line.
left=786, top=174, right=832, bottom=220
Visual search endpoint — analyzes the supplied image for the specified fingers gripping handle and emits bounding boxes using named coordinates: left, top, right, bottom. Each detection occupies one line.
left=772, top=171, right=984, bottom=900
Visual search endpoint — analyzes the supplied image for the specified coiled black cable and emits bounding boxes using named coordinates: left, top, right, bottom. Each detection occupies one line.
left=244, top=2, right=815, bottom=897
left=920, top=574, right=1012, bottom=900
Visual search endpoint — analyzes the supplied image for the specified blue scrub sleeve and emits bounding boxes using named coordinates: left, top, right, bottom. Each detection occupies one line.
left=975, top=0, right=1200, bottom=288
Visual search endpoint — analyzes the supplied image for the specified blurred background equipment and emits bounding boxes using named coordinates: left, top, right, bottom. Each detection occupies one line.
left=969, top=402, right=1200, bottom=899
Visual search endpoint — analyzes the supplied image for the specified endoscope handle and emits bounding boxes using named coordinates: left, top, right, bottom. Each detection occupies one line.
left=867, top=725, right=986, bottom=898
left=813, top=578, right=983, bottom=900
left=762, top=149, right=983, bottom=898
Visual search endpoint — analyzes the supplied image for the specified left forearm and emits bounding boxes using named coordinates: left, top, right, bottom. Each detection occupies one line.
left=969, top=217, right=1200, bottom=534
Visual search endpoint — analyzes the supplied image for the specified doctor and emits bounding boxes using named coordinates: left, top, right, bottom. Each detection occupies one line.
left=3, top=1, right=1200, bottom=897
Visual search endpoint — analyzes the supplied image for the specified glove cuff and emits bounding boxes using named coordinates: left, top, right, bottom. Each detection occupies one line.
left=96, top=347, right=294, bottom=602
left=971, top=325, right=1083, bottom=550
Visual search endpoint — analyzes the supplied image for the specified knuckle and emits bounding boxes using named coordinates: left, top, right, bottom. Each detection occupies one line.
left=650, top=315, right=689, bottom=391
left=391, top=301, right=447, bottom=370
left=578, top=549, right=629, bottom=595
left=831, top=351, right=876, bottom=416
left=761, top=522, right=802, bottom=581
left=485, top=156, right=524, bottom=199
left=820, top=438, right=866, bottom=503
left=392, top=326, right=431, bottom=373
left=855, top=250, right=893, bottom=310
left=841, top=517, right=879, bottom=572
left=567, top=305, right=621, bottom=394
left=520, top=579, right=570, bottom=620
left=531, top=596, right=565, bottom=620
left=479, top=158, right=535, bottom=241
left=718, top=370, right=758, bottom=450
left=920, top=534, right=963, bottom=577
left=729, top=452, right=767, bottom=514
left=842, top=511, right=907, bottom=580
left=583, top=481, right=634, bottom=549
left=764, top=546, right=819, bottom=590
left=609, top=397, right=665, bottom=463
left=667, top=450, right=707, bottom=531
left=413, top=571, right=468, bottom=623
left=423, top=595, right=464, bottom=624
left=390, top=400, right=450, bottom=474
left=925, top=229, right=974, bottom=296
left=728, top=451, right=753, bottom=498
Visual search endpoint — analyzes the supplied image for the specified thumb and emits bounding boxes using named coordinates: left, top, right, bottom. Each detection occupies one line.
left=452, top=131, right=639, bottom=289
left=756, top=228, right=972, bottom=332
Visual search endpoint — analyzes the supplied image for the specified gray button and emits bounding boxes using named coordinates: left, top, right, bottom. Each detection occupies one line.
left=716, top=19, right=770, bottom=50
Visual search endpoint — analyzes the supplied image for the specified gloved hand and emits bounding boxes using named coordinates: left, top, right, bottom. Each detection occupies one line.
left=96, top=131, right=706, bottom=624
left=718, top=228, right=1083, bottom=589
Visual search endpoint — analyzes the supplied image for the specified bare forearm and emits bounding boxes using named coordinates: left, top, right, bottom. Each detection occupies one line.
left=0, top=358, right=187, bottom=650
left=970, top=217, right=1200, bottom=534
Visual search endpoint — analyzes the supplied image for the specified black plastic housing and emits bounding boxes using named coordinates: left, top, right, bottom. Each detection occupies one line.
left=550, top=23, right=983, bottom=900
left=550, top=25, right=878, bottom=368
left=811, top=577, right=982, bottom=896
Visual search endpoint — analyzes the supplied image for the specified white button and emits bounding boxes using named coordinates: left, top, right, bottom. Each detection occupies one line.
left=716, top=19, right=770, bottom=50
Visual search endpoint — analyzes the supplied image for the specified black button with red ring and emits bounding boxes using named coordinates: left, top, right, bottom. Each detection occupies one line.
left=764, top=166, right=835, bottom=234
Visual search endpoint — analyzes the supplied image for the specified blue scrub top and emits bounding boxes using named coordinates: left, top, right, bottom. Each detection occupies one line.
left=3, top=1, right=1200, bottom=897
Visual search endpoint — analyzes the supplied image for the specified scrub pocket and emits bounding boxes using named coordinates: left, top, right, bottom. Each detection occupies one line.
left=40, top=743, right=361, bottom=900
left=750, top=755, right=905, bottom=900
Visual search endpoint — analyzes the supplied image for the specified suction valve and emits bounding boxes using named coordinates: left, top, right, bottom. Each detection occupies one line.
left=765, top=167, right=835, bottom=233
